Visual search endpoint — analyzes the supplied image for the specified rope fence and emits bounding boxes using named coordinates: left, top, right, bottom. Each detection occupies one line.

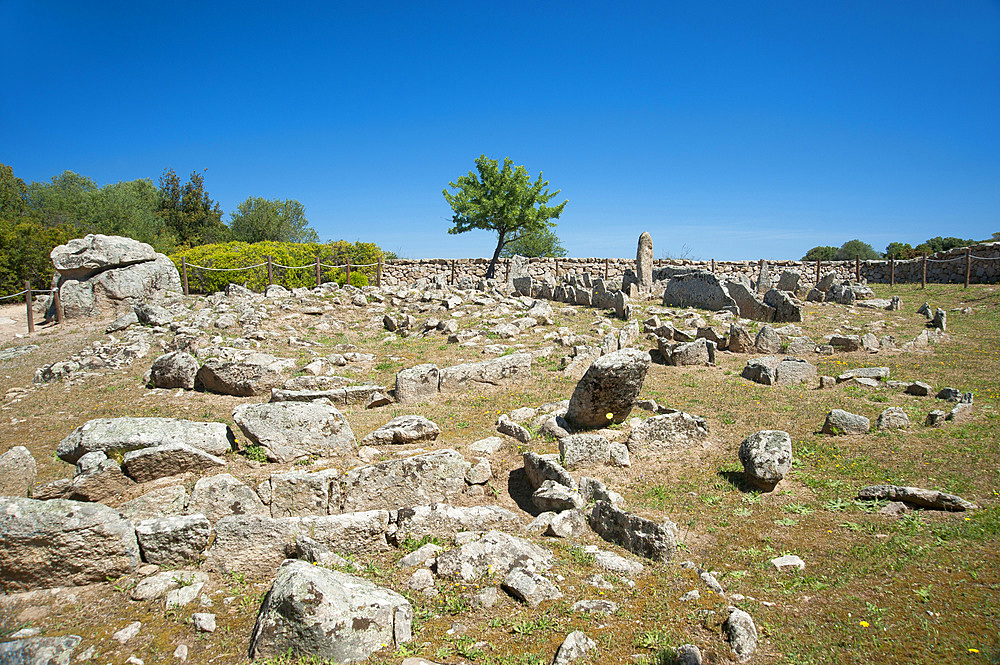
left=178, top=255, right=385, bottom=296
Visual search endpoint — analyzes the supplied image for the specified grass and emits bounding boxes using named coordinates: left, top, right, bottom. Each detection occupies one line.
left=1, top=283, right=998, bottom=664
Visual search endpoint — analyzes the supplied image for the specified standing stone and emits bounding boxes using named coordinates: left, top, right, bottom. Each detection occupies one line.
left=754, top=326, right=782, bottom=354
left=756, top=261, right=772, bottom=294
left=727, top=323, right=754, bottom=353
left=248, top=560, right=412, bottom=663
left=0, top=446, right=37, bottom=497
left=636, top=232, right=653, bottom=292
left=1, top=498, right=140, bottom=592
left=932, top=308, right=947, bottom=332
left=723, top=607, right=758, bottom=662
left=565, top=348, right=651, bottom=429
left=738, top=430, right=792, bottom=491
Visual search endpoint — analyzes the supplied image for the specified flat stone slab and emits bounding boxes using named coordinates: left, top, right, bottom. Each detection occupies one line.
left=857, top=485, right=977, bottom=511
left=56, top=417, right=235, bottom=464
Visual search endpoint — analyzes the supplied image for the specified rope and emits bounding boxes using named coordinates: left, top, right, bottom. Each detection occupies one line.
left=925, top=257, right=964, bottom=263
left=0, top=290, right=27, bottom=301
left=317, top=262, right=377, bottom=269
left=271, top=263, right=315, bottom=270
left=186, top=263, right=268, bottom=271
left=972, top=255, right=1000, bottom=261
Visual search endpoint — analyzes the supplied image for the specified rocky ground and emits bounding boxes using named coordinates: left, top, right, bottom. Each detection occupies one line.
left=0, top=278, right=997, bottom=665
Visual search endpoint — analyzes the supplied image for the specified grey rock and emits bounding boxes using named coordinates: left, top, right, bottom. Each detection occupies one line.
left=661, top=271, right=739, bottom=314
left=66, top=452, right=134, bottom=502
left=266, top=469, right=342, bottom=518
left=56, top=417, right=235, bottom=464
left=195, top=356, right=286, bottom=396
left=588, top=500, right=677, bottom=562
left=0, top=636, right=82, bottom=665
left=438, top=353, right=533, bottom=393
left=861, top=332, right=881, bottom=353
left=876, top=407, right=910, bottom=430
left=578, top=477, right=624, bottom=508
left=496, top=414, right=532, bottom=443
left=436, top=529, right=553, bottom=581
left=362, top=415, right=440, bottom=446
left=551, top=631, right=595, bottom=665
left=233, top=401, right=357, bottom=463
left=191, top=613, right=216, bottom=633
left=770, top=554, right=805, bottom=571
left=58, top=252, right=181, bottom=319
left=837, top=366, right=890, bottom=382
left=559, top=433, right=612, bottom=469
left=570, top=599, right=618, bottom=615
left=398, top=543, right=444, bottom=568
left=394, top=503, right=519, bottom=541
left=0, top=498, right=139, bottom=592
left=106, top=310, right=139, bottom=332
left=545, top=509, right=588, bottom=538
left=586, top=545, right=644, bottom=575
left=501, top=568, right=563, bottom=607
left=122, top=443, right=226, bottom=483
left=725, top=279, right=774, bottom=322
left=754, top=325, right=782, bottom=354
left=465, top=457, right=492, bottom=484
left=51, top=233, right=156, bottom=280
left=248, top=560, right=412, bottom=663
left=565, top=348, right=651, bottom=429
left=135, top=514, right=211, bottom=565
left=857, top=485, right=977, bottom=511
left=134, top=303, right=173, bottom=327
left=931, top=308, right=947, bottom=331
left=676, top=644, right=703, bottom=665
left=763, top=288, right=804, bottom=323
left=188, top=473, right=268, bottom=524
left=637, top=232, right=654, bottom=289
left=905, top=381, right=933, bottom=396
left=149, top=351, right=199, bottom=390
left=0, top=445, right=36, bottom=497
left=340, top=449, right=470, bottom=513
left=119, top=485, right=188, bottom=522
left=522, top=452, right=576, bottom=490
left=926, top=409, right=947, bottom=426
left=626, top=412, right=709, bottom=453
left=723, top=607, right=758, bottom=662
left=395, top=364, right=440, bottom=404
left=670, top=337, right=716, bottom=366
left=132, top=570, right=207, bottom=601
left=822, top=409, right=870, bottom=435
left=880, top=501, right=911, bottom=516
left=739, top=430, right=793, bottom=490
left=533, top=480, right=585, bottom=512
left=469, top=436, right=504, bottom=454
left=936, top=387, right=961, bottom=401
left=785, top=336, right=815, bottom=354
left=727, top=322, right=754, bottom=353
left=777, top=270, right=802, bottom=293
left=270, top=385, right=386, bottom=408
left=829, top=335, right=862, bottom=352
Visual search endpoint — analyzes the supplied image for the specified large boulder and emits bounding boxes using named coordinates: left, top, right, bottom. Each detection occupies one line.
left=196, top=355, right=289, bottom=396
left=741, top=356, right=817, bottom=386
left=249, top=560, right=412, bottom=663
left=0, top=498, right=140, bottom=592
left=626, top=412, right=709, bottom=453
left=438, top=353, right=533, bottom=393
left=436, top=530, right=553, bottom=581
left=394, top=503, right=520, bottom=540
left=149, top=351, right=199, bottom=390
left=661, top=271, right=739, bottom=314
left=188, top=473, right=268, bottom=523
left=361, top=415, right=440, bottom=446
left=340, top=449, right=470, bottom=513
left=0, top=636, right=82, bottom=665
left=588, top=501, right=677, bottom=562
left=725, top=279, right=775, bottom=322
left=738, top=430, right=792, bottom=490
left=565, top=348, right=651, bottom=429
left=122, top=443, right=226, bottom=483
left=56, top=417, right=235, bottom=464
left=55, top=236, right=182, bottom=319
left=394, top=364, right=440, bottom=404
left=763, top=289, right=804, bottom=323
left=135, top=514, right=211, bottom=565
left=822, top=409, right=870, bottom=435
left=232, top=402, right=357, bottom=463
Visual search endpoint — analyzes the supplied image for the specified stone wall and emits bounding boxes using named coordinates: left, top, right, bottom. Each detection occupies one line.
left=380, top=242, right=1000, bottom=287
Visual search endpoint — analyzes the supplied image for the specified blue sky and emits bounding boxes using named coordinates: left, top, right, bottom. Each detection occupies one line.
left=2, top=1, right=998, bottom=260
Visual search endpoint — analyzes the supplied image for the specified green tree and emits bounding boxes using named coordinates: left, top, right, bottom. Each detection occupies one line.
left=443, top=155, right=568, bottom=280
left=229, top=197, right=318, bottom=243
left=0, top=218, right=74, bottom=294
left=913, top=236, right=976, bottom=255
left=885, top=242, right=916, bottom=259
left=156, top=168, right=227, bottom=246
left=834, top=239, right=880, bottom=260
left=802, top=246, right=838, bottom=261
left=90, top=179, right=175, bottom=251
left=0, top=163, right=29, bottom=219
left=499, top=225, right=567, bottom=258
left=26, top=171, right=98, bottom=228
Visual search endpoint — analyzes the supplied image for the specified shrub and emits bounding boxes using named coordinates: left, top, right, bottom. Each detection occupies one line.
left=171, top=240, right=383, bottom=293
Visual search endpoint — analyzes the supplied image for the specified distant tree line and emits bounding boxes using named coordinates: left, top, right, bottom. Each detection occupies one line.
left=803, top=234, right=1000, bottom=262
left=0, top=162, right=328, bottom=295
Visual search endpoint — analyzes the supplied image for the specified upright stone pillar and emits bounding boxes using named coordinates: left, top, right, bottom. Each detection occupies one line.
left=637, top=232, right=653, bottom=292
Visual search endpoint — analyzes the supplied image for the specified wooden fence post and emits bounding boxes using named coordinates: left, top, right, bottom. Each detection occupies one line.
left=315, top=256, right=321, bottom=286
left=266, top=255, right=273, bottom=287
left=922, top=255, right=927, bottom=288
left=890, top=258, right=895, bottom=287
left=855, top=254, right=860, bottom=281
left=554, top=258, right=559, bottom=279
left=53, top=286, right=63, bottom=324
left=181, top=257, right=190, bottom=296
left=451, top=260, right=456, bottom=285
left=377, top=257, right=383, bottom=288
left=346, top=257, right=351, bottom=286
left=815, top=259, right=820, bottom=282
left=604, top=258, right=609, bottom=280
left=711, top=258, right=716, bottom=274
left=965, top=247, right=972, bottom=288
left=24, top=281, right=33, bottom=333
left=504, top=259, right=510, bottom=282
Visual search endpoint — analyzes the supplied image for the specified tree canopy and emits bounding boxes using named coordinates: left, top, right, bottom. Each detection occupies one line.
left=802, top=246, right=838, bottom=261
left=834, top=239, right=880, bottom=261
left=499, top=225, right=567, bottom=258
left=157, top=168, right=228, bottom=246
left=443, top=155, right=567, bottom=279
left=228, top=197, right=318, bottom=244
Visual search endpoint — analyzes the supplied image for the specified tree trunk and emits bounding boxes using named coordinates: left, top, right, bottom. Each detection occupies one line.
left=485, top=233, right=505, bottom=280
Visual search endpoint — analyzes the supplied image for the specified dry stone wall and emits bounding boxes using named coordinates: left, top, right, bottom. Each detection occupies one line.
left=381, top=242, right=1000, bottom=287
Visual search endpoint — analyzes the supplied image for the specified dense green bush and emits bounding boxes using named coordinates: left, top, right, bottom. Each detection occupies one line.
left=171, top=240, right=383, bottom=293
left=0, top=218, right=75, bottom=296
